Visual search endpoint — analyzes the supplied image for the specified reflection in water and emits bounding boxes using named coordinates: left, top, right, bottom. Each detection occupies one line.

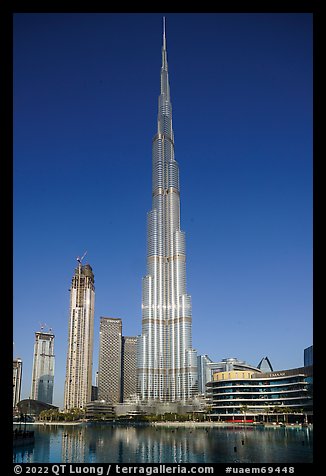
left=13, top=424, right=313, bottom=463
left=62, top=426, right=86, bottom=462
left=13, top=444, right=34, bottom=464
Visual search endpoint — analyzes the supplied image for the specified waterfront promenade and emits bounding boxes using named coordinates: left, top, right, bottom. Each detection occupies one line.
left=17, top=420, right=312, bottom=429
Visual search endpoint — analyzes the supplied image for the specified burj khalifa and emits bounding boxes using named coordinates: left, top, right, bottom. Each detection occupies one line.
left=138, top=19, right=198, bottom=402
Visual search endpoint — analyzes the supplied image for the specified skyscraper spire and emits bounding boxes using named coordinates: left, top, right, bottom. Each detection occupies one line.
left=138, top=20, right=198, bottom=403
left=163, top=16, right=166, bottom=50
left=161, top=16, right=168, bottom=74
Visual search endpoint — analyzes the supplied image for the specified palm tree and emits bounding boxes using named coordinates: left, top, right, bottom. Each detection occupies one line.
left=265, top=405, right=270, bottom=423
left=272, top=405, right=282, bottom=423
left=282, top=406, right=291, bottom=424
left=204, top=404, right=213, bottom=422
left=240, top=405, right=249, bottom=424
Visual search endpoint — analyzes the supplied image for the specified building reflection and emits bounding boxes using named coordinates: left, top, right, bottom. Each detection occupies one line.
left=88, top=426, right=211, bottom=463
left=13, top=424, right=52, bottom=463
left=13, top=443, right=35, bottom=464
left=61, top=426, right=86, bottom=463
left=14, top=424, right=312, bottom=463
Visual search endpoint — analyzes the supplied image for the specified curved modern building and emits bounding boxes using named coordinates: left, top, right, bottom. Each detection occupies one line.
left=138, top=19, right=197, bottom=402
left=17, top=399, right=58, bottom=417
left=209, top=357, right=263, bottom=374
left=206, top=365, right=313, bottom=421
left=198, top=356, right=266, bottom=395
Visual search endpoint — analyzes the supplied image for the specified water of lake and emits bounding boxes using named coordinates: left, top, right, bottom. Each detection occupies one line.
left=13, top=423, right=313, bottom=464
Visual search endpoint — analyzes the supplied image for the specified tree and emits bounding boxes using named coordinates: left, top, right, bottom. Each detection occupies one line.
left=240, top=405, right=249, bottom=424
left=272, top=406, right=282, bottom=423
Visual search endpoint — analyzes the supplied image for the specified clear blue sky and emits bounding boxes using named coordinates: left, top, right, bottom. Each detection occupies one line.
left=13, top=13, right=313, bottom=408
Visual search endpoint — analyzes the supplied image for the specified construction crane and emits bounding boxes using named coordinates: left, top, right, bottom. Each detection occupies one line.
left=76, top=250, right=87, bottom=265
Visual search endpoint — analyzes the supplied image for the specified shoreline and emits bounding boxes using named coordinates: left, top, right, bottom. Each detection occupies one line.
left=13, top=420, right=312, bottom=429
left=13, top=421, right=85, bottom=426
left=151, top=421, right=312, bottom=429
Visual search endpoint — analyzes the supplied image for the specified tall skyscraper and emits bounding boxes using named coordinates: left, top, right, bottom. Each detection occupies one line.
left=122, top=336, right=138, bottom=402
left=98, top=318, right=138, bottom=404
left=30, top=329, right=55, bottom=404
left=98, top=317, right=122, bottom=404
left=64, top=258, right=95, bottom=410
left=138, top=19, right=198, bottom=402
left=13, top=358, right=23, bottom=410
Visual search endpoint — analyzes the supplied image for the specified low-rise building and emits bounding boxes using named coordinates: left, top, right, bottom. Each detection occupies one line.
left=85, top=400, right=115, bottom=419
left=206, top=365, right=313, bottom=423
left=197, top=356, right=267, bottom=396
left=17, top=399, right=58, bottom=417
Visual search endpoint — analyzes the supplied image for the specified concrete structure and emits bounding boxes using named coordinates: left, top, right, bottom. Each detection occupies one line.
left=138, top=18, right=198, bottom=403
left=98, top=317, right=122, bottom=404
left=115, top=398, right=206, bottom=417
left=98, top=318, right=138, bottom=404
left=85, top=400, right=115, bottom=419
left=13, top=358, right=23, bottom=410
left=64, top=259, right=95, bottom=410
left=30, top=329, right=55, bottom=404
left=122, top=336, right=138, bottom=402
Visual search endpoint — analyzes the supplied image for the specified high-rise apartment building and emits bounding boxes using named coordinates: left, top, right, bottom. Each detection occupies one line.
left=64, top=260, right=95, bottom=410
left=30, top=330, right=55, bottom=404
left=98, top=318, right=138, bottom=404
left=138, top=19, right=198, bottom=402
left=98, top=317, right=122, bottom=404
left=122, top=336, right=138, bottom=402
left=13, top=358, right=23, bottom=410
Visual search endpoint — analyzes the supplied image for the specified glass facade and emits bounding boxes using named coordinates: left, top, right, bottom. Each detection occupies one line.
left=30, top=331, right=55, bottom=404
left=197, top=355, right=213, bottom=394
left=206, top=366, right=313, bottom=420
left=304, top=345, right=313, bottom=367
left=138, top=19, right=197, bottom=402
